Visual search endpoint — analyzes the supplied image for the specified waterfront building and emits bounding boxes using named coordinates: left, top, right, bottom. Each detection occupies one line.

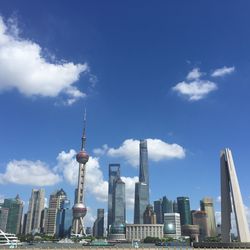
left=126, top=224, right=163, bottom=242
left=143, top=205, right=156, bottom=224
left=154, top=199, right=163, bottom=224
left=220, top=148, right=250, bottom=242
left=0, top=207, right=9, bottom=232
left=25, top=189, right=45, bottom=234
left=200, top=197, right=216, bottom=237
left=177, top=197, right=191, bottom=225
left=181, top=224, right=199, bottom=242
left=45, top=189, right=67, bottom=235
left=107, top=164, right=120, bottom=231
left=93, top=208, right=104, bottom=238
left=72, top=111, right=89, bottom=235
left=134, top=140, right=150, bottom=224
left=109, top=178, right=126, bottom=241
left=56, top=199, right=72, bottom=238
left=163, top=213, right=181, bottom=238
left=192, top=210, right=209, bottom=241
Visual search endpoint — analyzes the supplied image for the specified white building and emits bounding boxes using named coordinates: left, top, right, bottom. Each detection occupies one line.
left=163, top=213, right=181, bottom=238
left=126, top=224, right=163, bottom=242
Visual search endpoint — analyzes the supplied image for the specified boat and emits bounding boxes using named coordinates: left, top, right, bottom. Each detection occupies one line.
left=0, top=229, right=21, bottom=247
left=84, top=239, right=115, bottom=246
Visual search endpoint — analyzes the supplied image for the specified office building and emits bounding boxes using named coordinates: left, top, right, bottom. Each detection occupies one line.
left=143, top=205, right=156, bottom=224
left=177, top=197, right=191, bottom=225
left=200, top=197, right=216, bottom=237
left=2, top=195, right=23, bottom=234
left=134, top=140, right=150, bottom=224
left=162, top=196, right=173, bottom=218
left=0, top=207, right=9, bottom=232
left=109, top=178, right=126, bottom=240
left=25, top=189, right=45, bottom=234
left=72, top=111, right=89, bottom=235
left=173, top=200, right=178, bottom=213
left=126, top=224, right=163, bottom=241
left=56, top=199, right=72, bottom=238
left=45, top=189, right=67, bottom=235
left=220, top=148, right=250, bottom=242
left=93, top=209, right=104, bottom=238
left=154, top=199, right=163, bottom=224
left=107, top=164, right=120, bottom=231
left=192, top=210, right=209, bottom=241
left=163, top=213, right=181, bottom=238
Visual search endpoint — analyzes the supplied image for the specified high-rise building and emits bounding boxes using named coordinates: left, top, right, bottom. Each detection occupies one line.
left=154, top=199, right=163, bottom=224
left=2, top=195, right=23, bottom=234
left=0, top=207, right=9, bottom=232
left=177, top=197, right=191, bottom=225
left=25, top=189, right=45, bottom=234
left=45, top=189, right=67, bottom=235
left=143, top=205, right=156, bottom=224
left=173, top=200, right=178, bottom=213
left=72, top=110, right=89, bottom=235
left=134, top=140, right=150, bottom=224
left=220, top=148, right=250, bottom=242
left=192, top=210, right=209, bottom=241
left=109, top=178, right=126, bottom=240
left=56, top=199, right=72, bottom=238
left=93, top=209, right=104, bottom=238
left=162, top=196, right=173, bottom=218
left=200, top=197, right=216, bottom=237
left=163, top=213, right=181, bottom=238
left=107, top=164, right=120, bottom=231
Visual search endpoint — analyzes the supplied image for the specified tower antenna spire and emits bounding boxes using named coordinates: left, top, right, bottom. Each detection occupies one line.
left=81, top=108, right=87, bottom=151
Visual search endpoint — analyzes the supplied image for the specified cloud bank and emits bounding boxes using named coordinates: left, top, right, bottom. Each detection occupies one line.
left=0, top=16, right=88, bottom=105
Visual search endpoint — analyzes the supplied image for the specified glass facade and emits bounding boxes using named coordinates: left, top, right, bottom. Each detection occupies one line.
left=108, top=164, right=120, bottom=231
left=154, top=199, right=163, bottom=224
left=134, top=140, right=150, bottom=224
left=177, top=197, right=191, bottom=225
left=93, top=208, right=104, bottom=237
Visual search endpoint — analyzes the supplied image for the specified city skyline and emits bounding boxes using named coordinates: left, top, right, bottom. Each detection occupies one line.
left=1, top=0, right=250, bottom=229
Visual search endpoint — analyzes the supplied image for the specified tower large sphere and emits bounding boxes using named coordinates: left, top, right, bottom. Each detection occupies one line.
left=73, top=203, right=87, bottom=219
left=76, top=150, right=89, bottom=164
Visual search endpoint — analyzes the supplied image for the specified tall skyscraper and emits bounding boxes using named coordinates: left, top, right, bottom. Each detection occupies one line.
left=72, top=110, right=89, bottom=235
left=200, top=197, right=216, bottom=237
left=56, top=199, right=72, bottom=238
left=192, top=210, right=209, bottom=241
left=162, top=196, right=173, bottom=216
left=177, top=197, right=191, bottom=226
left=134, top=140, right=150, bottom=224
left=107, top=164, right=120, bottom=231
left=1, top=195, right=23, bottom=234
left=154, top=199, right=163, bottom=224
left=45, top=189, right=67, bottom=235
left=173, top=200, right=178, bottom=213
left=109, top=178, right=126, bottom=240
left=25, top=189, right=45, bottom=234
left=93, top=208, right=104, bottom=238
left=0, top=207, right=9, bottom=232
left=220, top=148, right=250, bottom=242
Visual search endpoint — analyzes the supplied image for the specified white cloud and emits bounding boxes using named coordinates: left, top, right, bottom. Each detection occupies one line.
left=105, top=138, right=185, bottom=167
left=93, top=144, right=108, bottom=156
left=186, top=68, right=203, bottom=80
left=211, top=66, right=235, bottom=77
left=172, top=79, right=217, bottom=101
left=84, top=207, right=96, bottom=227
left=0, top=16, right=88, bottom=105
left=0, top=159, right=61, bottom=186
left=121, top=176, right=139, bottom=209
left=217, top=195, right=221, bottom=203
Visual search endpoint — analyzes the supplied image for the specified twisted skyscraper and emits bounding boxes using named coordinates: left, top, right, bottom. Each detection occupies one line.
left=134, top=140, right=150, bottom=224
left=72, top=110, right=89, bottom=235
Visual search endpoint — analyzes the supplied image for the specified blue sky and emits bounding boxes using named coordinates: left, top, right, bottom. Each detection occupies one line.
left=0, top=0, right=250, bottom=226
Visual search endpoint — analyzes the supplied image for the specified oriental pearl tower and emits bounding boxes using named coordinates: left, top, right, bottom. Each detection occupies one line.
left=72, top=110, right=89, bottom=235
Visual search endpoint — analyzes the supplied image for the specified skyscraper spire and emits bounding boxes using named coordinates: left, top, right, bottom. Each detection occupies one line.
left=81, top=108, right=87, bottom=151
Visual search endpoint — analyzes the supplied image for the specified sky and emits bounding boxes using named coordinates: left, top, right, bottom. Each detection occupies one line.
left=0, top=0, right=250, bottom=227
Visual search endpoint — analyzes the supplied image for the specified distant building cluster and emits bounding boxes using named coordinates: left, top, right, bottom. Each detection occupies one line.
left=0, top=134, right=249, bottom=244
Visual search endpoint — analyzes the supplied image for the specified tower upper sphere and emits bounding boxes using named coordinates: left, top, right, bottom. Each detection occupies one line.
left=76, top=150, right=89, bottom=164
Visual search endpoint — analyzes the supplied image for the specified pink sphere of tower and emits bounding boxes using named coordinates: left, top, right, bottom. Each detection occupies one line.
left=76, top=150, right=89, bottom=164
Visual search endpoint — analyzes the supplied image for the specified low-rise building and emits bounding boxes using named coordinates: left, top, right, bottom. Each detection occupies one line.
left=163, top=213, right=181, bottom=238
left=126, top=224, right=163, bottom=242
